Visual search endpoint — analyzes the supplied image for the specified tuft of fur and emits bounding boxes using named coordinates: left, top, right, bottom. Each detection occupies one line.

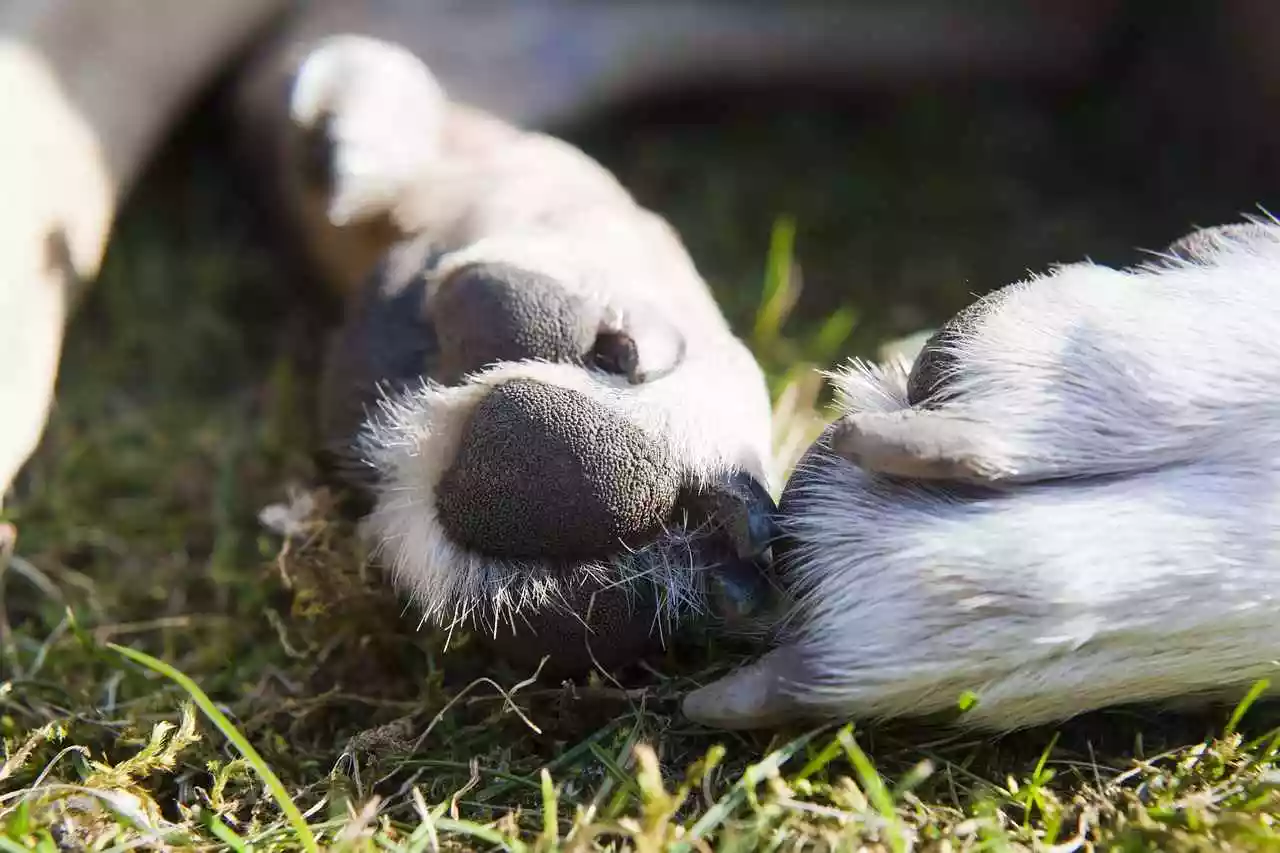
left=691, top=219, right=1280, bottom=731
left=833, top=222, right=1280, bottom=486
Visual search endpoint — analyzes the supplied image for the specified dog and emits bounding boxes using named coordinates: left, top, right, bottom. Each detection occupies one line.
left=684, top=220, right=1280, bottom=730
left=290, top=36, right=783, bottom=673
left=6, top=1, right=1280, bottom=729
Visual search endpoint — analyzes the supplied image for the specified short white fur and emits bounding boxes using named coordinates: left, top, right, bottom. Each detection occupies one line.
left=293, top=35, right=775, bottom=643
left=686, top=220, right=1280, bottom=731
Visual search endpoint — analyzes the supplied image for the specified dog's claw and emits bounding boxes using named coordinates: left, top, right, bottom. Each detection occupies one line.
left=682, top=471, right=780, bottom=562
left=682, top=647, right=803, bottom=729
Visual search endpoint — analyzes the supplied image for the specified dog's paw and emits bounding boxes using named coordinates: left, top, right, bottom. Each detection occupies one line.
left=290, top=36, right=781, bottom=675
left=318, top=236, right=778, bottom=675
left=824, top=220, right=1280, bottom=486
left=685, top=220, right=1280, bottom=730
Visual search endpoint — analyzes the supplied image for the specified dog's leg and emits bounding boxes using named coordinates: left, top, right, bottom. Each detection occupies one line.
left=0, top=1, right=289, bottom=502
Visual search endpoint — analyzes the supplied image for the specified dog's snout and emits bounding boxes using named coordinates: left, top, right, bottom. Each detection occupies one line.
left=435, top=379, right=680, bottom=560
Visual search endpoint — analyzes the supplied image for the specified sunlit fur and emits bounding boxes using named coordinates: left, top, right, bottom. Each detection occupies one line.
left=688, top=220, right=1280, bottom=731
left=357, top=356, right=771, bottom=639
left=294, top=36, right=774, bottom=641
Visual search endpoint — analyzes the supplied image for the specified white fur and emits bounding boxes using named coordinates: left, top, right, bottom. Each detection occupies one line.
left=293, top=37, right=776, bottom=642
left=357, top=348, right=772, bottom=637
left=686, top=220, right=1280, bottom=731
left=837, top=228, right=1280, bottom=484
left=290, top=35, right=448, bottom=227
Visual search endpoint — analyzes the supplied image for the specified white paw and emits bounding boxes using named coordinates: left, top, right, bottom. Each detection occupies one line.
left=289, top=34, right=447, bottom=227
left=686, top=219, right=1280, bottom=731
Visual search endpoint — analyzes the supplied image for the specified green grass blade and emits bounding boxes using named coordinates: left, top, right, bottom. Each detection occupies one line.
left=539, top=767, right=559, bottom=846
left=206, top=815, right=250, bottom=853
left=809, top=307, right=857, bottom=365
left=752, top=216, right=799, bottom=349
left=1226, top=678, right=1272, bottom=738
left=838, top=726, right=907, bottom=853
left=433, top=817, right=527, bottom=852
left=108, top=642, right=319, bottom=853
left=677, top=729, right=819, bottom=850
left=0, top=836, right=37, bottom=853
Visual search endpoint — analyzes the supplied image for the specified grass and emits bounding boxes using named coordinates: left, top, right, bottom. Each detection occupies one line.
left=5, top=77, right=1280, bottom=851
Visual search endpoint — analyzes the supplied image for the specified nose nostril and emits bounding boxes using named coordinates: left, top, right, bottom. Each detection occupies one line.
left=430, top=262, right=596, bottom=384
left=588, top=304, right=686, bottom=385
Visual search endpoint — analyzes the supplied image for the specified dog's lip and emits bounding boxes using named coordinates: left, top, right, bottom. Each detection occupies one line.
left=701, top=549, right=782, bottom=626
left=443, top=467, right=783, bottom=623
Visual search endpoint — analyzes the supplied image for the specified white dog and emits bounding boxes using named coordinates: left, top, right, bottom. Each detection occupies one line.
left=0, top=1, right=1127, bottom=677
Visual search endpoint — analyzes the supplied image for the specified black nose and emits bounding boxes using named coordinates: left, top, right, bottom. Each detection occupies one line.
left=429, top=261, right=687, bottom=386
left=435, top=379, right=681, bottom=561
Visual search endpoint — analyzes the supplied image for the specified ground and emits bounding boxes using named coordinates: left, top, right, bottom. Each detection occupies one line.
left=4, top=62, right=1280, bottom=851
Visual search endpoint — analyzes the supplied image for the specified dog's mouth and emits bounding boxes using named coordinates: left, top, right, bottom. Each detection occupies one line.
left=351, top=369, right=780, bottom=671
left=414, top=467, right=783, bottom=676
